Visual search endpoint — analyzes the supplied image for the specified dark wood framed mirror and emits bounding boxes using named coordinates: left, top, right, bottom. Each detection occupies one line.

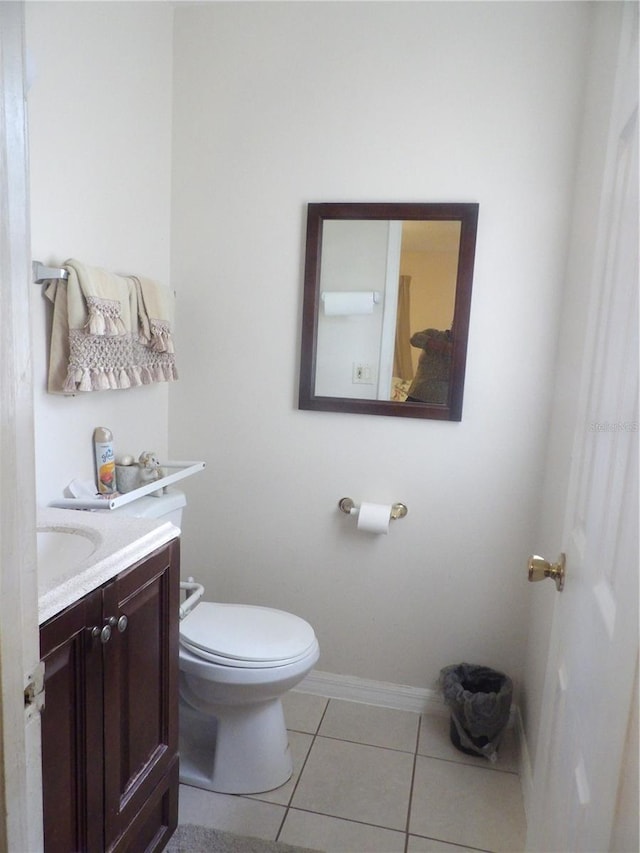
left=298, top=202, right=479, bottom=420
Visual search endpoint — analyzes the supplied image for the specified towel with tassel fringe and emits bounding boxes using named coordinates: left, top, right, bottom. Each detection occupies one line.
left=44, top=258, right=178, bottom=394
left=132, top=275, right=176, bottom=355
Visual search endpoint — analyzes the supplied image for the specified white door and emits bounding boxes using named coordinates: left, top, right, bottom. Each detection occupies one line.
left=526, top=6, right=638, bottom=852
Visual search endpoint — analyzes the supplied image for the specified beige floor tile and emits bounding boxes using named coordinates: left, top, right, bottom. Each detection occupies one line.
left=283, top=691, right=329, bottom=733
left=418, top=713, right=519, bottom=773
left=319, top=698, right=420, bottom=752
left=280, top=809, right=406, bottom=852
left=247, top=730, right=314, bottom=806
left=178, top=783, right=285, bottom=839
left=177, top=698, right=526, bottom=853
left=291, top=736, right=414, bottom=831
left=408, top=834, right=490, bottom=851
left=410, top=755, right=526, bottom=852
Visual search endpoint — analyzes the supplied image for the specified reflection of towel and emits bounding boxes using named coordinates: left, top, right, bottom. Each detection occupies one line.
left=45, top=259, right=178, bottom=394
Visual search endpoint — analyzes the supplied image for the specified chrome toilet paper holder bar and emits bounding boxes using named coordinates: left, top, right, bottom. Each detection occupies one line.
left=338, top=497, right=408, bottom=520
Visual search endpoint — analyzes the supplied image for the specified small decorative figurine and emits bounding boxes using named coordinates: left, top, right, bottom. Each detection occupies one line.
left=138, top=451, right=167, bottom=496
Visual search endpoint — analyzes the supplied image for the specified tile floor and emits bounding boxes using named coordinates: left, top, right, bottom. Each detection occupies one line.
left=178, top=692, right=527, bottom=853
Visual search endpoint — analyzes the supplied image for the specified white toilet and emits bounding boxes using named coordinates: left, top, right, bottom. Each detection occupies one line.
left=116, top=488, right=320, bottom=794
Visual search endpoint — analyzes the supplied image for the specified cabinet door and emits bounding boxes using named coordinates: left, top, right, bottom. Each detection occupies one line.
left=40, top=588, right=104, bottom=853
left=102, top=540, right=180, bottom=851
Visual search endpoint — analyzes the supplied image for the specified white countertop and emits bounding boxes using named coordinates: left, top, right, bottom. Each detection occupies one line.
left=37, top=507, right=180, bottom=625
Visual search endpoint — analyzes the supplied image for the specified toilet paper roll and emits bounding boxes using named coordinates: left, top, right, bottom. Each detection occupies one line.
left=356, top=502, right=391, bottom=534
left=322, top=291, right=376, bottom=316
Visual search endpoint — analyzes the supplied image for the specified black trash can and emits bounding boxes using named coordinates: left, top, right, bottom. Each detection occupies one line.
left=440, top=663, right=513, bottom=763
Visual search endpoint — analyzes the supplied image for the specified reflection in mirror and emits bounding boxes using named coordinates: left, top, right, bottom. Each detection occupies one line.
left=299, top=203, right=479, bottom=420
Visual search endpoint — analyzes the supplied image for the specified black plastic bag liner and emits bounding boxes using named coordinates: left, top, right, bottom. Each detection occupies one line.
left=440, top=663, right=513, bottom=763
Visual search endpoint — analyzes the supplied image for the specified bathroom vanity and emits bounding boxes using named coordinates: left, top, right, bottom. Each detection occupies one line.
left=37, top=511, right=180, bottom=852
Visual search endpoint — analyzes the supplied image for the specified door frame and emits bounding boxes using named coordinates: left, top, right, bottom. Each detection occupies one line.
left=0, top=2, right=43, bottom=850
left=377, top=219, right=402, bottom=400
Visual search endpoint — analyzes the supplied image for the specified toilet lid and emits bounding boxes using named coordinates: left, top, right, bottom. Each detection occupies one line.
left=179, top=602, right=317, bottom=667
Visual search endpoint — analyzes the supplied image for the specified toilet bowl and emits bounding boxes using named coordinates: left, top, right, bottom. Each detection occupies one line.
left=179, top=601, right=319, bottom=793
left=114, top=489, right=320, bottom=794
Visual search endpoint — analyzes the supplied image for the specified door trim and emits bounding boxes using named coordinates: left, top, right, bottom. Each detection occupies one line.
left=0, top=3, right=43, bottom=849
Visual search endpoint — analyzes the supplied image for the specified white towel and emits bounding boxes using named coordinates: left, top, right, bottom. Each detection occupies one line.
left=45, top=259, right=177, bottom=394
left=132, top=275, right=175, bottom=354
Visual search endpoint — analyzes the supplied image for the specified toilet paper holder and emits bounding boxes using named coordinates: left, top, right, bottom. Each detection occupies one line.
left=338, top=497, right=408, bottom=520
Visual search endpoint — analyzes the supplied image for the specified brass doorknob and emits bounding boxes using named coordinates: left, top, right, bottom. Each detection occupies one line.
left=528, top=553, right=566, bottom=592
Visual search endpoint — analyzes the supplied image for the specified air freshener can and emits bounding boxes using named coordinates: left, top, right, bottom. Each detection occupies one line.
left=94, top=427, right=116, bottom=494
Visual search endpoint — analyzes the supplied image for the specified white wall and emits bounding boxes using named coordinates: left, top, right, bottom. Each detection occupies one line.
left=26, top=2, right=174, bottom=506
left=170, top=1, right=591, bottom=692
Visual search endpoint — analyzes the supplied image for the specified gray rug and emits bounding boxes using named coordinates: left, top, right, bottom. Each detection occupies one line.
left=165, top=823, right=323, bottom=853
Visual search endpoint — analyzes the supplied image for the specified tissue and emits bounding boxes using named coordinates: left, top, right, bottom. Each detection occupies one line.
left=322, top=291, right=377, bottom=316
left=356, top=502, right=391, bottom=534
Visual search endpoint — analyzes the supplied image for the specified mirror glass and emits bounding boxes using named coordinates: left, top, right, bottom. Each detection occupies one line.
left=299, top=203, right=479, bottom=420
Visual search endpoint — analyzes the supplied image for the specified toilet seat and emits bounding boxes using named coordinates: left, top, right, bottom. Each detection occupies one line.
left=179, top=602, right=318, bottom=669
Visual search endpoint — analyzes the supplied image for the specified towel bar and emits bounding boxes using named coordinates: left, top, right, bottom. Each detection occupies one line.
left=33, top=261, right=68, bottom=283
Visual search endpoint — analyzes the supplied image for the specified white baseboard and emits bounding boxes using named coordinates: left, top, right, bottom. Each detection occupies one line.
left=296, top=668, right=521, bottom=731
left=515, top=704, right=534, bottom=821
left=296, top=669, right=450, bottom=717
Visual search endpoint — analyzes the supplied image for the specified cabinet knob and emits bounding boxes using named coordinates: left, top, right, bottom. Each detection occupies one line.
left=108, top=615, right=128, bottom=633
left=91, top=624, right=112, bottom=644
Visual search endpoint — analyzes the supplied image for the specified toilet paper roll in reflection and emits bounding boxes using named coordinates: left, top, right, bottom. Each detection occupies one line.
left=321, top=291, right=380, bottom=316
left=356, top=502, right=392, bottom=534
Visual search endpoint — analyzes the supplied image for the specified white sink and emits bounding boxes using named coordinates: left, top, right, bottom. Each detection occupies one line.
left=37, top=527, right=100, bottom=587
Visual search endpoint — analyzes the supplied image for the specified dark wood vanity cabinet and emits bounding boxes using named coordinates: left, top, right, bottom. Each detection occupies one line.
left=40, top=539, right=180, bottom=853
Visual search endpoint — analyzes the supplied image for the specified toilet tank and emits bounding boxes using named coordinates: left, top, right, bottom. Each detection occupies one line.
left=113, top=488, right=186, bottom=529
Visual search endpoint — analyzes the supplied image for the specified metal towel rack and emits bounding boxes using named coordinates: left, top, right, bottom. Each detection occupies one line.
left=33, top=261, right=68, bottom=283
left=32, top=261, right=176, bottom=298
